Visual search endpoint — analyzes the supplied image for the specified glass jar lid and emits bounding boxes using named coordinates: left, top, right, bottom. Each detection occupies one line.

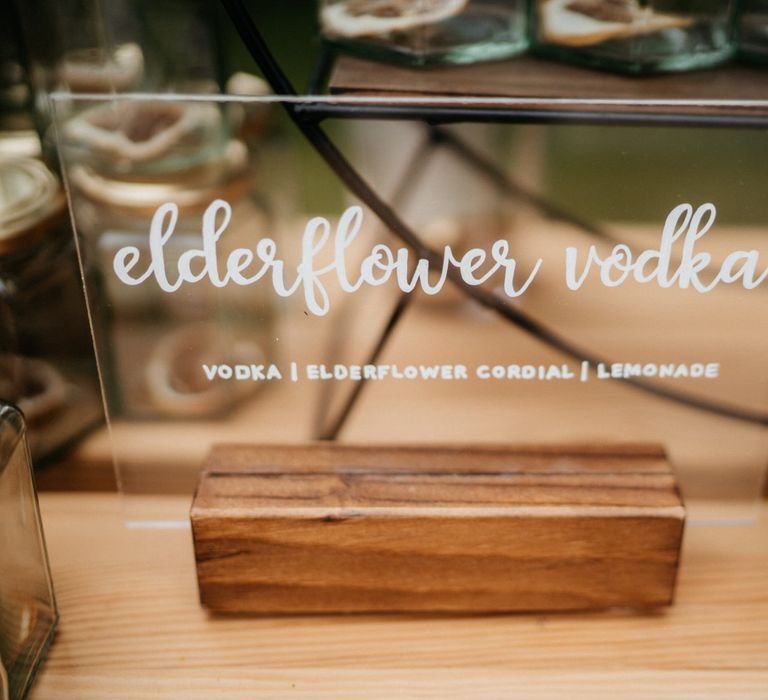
left=0, top=158, right=65, bottom=254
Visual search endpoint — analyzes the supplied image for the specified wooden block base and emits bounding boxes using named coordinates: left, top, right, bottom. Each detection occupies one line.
left=191, top=444, right=685, bottom=614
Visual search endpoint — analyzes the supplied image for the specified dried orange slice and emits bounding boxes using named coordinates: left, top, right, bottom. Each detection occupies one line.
left=322, top=0, right=469, bottom=38
left=539, top=0, right=691, bottom=47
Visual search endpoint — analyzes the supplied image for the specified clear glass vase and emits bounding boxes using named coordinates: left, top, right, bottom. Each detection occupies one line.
left=0, top=402, right=58, bottom=699
left=530, top=0, right=737, bottom=74
left=319, top=0, right=529, bottom=65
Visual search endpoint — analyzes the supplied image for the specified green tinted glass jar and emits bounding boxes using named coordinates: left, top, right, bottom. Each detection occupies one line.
left=0, top=402, right=57, bottom=700
left=63, top=102, right=275, bottom=420
left=320, top=0, right=529, bottom=65
left=530, top=0, right=737, bottom=73
left=739, top=0, right=768, bottom=63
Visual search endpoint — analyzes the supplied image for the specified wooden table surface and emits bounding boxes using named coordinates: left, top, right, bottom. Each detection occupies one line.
left=30, top=492, right=768, bottom=699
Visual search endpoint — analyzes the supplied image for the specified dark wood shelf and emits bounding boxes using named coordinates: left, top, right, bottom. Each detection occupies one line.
left=325, top=54, right=768, bottom=127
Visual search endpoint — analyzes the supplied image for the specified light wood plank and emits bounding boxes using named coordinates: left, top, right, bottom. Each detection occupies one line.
left=27, top=493, right=767, bottom=698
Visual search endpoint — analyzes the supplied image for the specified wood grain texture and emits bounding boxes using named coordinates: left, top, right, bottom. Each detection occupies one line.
left=30, top=493, right=768, bottom=700
left=329, top=54, right=768, bottom=118
left=191, top=444, right=684, bottom=613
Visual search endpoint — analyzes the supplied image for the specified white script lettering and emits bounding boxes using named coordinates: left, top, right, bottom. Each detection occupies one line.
left=112, top=201, right=765, bottom=316
left=565, top=203, right=767, bottom=292
left=112, top=200, right=543, bottom=315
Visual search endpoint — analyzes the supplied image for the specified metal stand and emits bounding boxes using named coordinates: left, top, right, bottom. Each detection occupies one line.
left=220, top=0, right=768, bottom=434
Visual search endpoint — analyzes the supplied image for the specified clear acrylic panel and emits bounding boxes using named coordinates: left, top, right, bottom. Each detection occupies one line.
left=51, top=94, right=767, bottom=525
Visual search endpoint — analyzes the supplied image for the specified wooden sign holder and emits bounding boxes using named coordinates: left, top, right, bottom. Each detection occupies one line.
left=191, top=443, right=685, bottom=614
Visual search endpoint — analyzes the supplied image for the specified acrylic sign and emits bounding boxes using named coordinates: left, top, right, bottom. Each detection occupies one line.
left=54, top=95, right=768, bottom=524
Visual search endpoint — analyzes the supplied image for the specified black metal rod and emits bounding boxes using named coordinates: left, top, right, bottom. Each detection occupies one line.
left=320, top=290, right=412, bottom=441
left=294, top=102, right=768, bottom=130
left=316, top=135, right=435, bottom=440
left=220, top=0, right=768, bottom=427
left=304, top=42, right=338, bottom=96
left=222, top=0, right=297, bottom=97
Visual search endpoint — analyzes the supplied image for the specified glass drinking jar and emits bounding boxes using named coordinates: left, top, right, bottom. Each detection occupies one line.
left=0, top=402, right=58, bottom=700
left=319, top=0, right=530, bottom=65
left=739, top=0, right=768, bottom=63
left=0, top=158, right=102, bottom=462
left=530, top=0, right=737, bottom=73
left=63, top=102, right=275, bottom=420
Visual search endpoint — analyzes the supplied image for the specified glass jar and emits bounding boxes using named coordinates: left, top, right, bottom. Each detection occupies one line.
left=739, top=0, right=768, bottom=63
left=9, top=0, right=234, bottom=169
left=319, top=0, right=529, bottom=65
left=530, top=0, right=737, bottom=74
left=63, top=102, right=275, bottom=420
left=0, top=402, right=58, bottom=700
left=0, top=158, right=102, bottom=463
